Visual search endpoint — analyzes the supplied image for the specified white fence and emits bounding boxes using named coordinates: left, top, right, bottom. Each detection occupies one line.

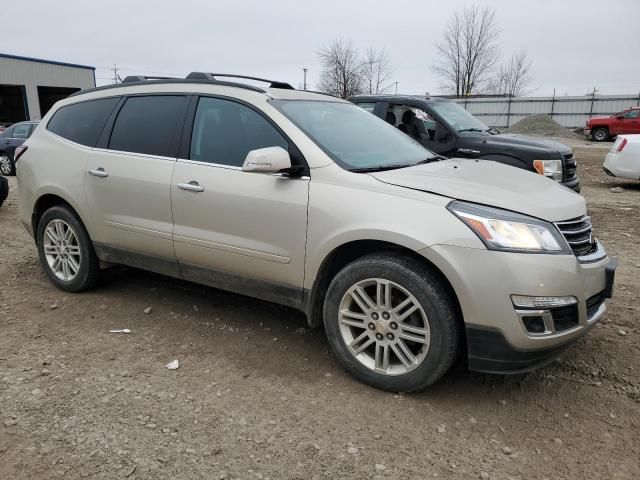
left=452, top=94, right=640, bottom=129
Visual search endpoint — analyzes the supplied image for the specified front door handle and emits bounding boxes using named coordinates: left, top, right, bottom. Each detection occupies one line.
left=89, top=167, right=108, bottom=178
left=177, top=181, right=204, bottom=193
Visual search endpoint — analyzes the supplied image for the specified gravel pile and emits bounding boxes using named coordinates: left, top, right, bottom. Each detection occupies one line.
left=506, top=114, right=582, bottom=139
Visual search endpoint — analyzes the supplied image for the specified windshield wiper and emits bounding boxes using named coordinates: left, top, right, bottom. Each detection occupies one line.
left=457, top=128, right=486, bottom=133
left=414, top=155, right=447, bottom=165
left=350, top=164, right=409, bottom=173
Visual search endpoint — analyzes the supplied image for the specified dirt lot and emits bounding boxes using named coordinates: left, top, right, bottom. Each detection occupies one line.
left=1, top=145, right=638, bottom=480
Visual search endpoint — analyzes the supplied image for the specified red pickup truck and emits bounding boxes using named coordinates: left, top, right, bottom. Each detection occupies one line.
left=585, top=107, right=640, bottom=142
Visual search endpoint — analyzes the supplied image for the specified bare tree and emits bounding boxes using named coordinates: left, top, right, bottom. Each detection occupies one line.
left=490, top=48, right=532, bottom=96
left=433, top=5, right=500, bottom=97
left=361, top=48, right=394, bottom=94
left=317, top=39, right=364, bottom=98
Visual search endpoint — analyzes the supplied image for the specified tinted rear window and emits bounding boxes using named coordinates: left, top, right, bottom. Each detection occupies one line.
left=108, top=96, right=187, bottom=157
left=47, top=98, right=120, bottom=147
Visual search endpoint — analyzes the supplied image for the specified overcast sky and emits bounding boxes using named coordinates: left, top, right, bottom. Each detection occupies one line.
left=3, top=0, right=639, bottom=96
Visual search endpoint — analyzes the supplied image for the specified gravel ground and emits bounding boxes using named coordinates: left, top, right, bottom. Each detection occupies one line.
left=1, top=147, right=639, bottom=479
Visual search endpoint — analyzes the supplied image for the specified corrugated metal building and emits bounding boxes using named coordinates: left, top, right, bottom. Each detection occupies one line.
left=0, top=53, right=95, bottom=126
left=453, top=94, right=640, bottom=129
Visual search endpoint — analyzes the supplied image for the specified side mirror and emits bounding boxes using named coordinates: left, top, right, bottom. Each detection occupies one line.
left=615, top=115, right=625, bottom=120
left=242, top=146, right=292, bottom=174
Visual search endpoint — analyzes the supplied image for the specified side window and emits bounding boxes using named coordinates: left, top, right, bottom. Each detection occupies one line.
left=355, top=102, right=376, bottom=113
left=47, top=98, right=120, bottom=147
left=189, top=97, right=288, bottom=167
left=12, top=124, right=30, bottom=138
left=109, top=96, right=188, bottom=157
left=392, top=105, right=433, bottom=141
left=623, top=110, right=639, bottom=119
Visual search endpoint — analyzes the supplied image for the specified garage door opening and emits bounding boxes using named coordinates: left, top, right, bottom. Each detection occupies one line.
left=0, top=84, right=28, bottom=126
left=37, top=86, right=80, bottom=118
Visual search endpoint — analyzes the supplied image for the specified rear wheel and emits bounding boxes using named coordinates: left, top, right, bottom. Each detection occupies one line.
left=36, top=206, right=100, bottom=292
left=0, top=154, right=14, bottom=176
left=323, top=253, right=461, bottom=392
left=592, top=128, right=609, bottom=142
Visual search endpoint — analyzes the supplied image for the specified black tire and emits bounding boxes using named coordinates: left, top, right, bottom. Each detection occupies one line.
left=323, top=253, right=461, bottom=392
left=592, top=128, right=609, bottom=142
left=36, top=205, right=100, bottom=292
left=0, top=153, right=15, bottom=176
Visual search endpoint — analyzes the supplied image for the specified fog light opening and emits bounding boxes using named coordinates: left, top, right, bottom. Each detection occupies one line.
left=522, top=315, right=546, bottom=334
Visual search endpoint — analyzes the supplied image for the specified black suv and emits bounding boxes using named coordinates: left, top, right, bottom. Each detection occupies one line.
left=0, top=121, right=39, bottom=176
left=349, top=95, right=580, bottom=192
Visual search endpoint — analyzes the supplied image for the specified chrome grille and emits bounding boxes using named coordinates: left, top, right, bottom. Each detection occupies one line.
left=563, top=153, right=577, bottom=181
left=555, top=215, right=597, bottom=257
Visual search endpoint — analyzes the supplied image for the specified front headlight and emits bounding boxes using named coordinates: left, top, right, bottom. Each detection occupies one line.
left=447, top=201, right=570, bottom=253
left=533, top=159, right=563, bottom=182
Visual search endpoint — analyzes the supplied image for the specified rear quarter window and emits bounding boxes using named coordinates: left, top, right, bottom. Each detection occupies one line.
left=47, top=97, right=120, bottom=147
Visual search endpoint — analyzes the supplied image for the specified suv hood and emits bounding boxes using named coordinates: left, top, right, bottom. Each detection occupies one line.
left=472, top=133, right=572, bottom=157
left=371, top=159, right=585, bottom=222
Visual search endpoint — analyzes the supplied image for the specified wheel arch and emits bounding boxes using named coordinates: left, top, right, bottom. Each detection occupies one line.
left=592, top=126, right=610, bottom=138
left=305, top=239, right=464, bottom=336
left=31, top=191, right=93, bottom=241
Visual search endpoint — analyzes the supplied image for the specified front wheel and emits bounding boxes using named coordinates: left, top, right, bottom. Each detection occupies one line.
left=36, top=205, right=100, bottom=292
left=592, top=128, right=609, bottom=142
left=0, top=154, right=14, bottom=176
left=323, top=253, right=461, bottom=392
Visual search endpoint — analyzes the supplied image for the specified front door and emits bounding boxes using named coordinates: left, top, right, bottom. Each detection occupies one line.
left=623, top=109, right=640, bottom=134
left=171, top=96, right=309, bottom=306
left=85, top=95, right=189, bottom=268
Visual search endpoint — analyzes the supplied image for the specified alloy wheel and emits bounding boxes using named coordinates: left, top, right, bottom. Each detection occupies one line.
left=43, top=219, right=82, bottom=281
left=594, top=130, right=606, bottom=141
left=338, top=278, right=431, bottom=375
left=0, top=155, right=11, bottom=175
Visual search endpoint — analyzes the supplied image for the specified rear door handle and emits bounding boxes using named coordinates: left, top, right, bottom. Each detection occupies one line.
left=177, top=181, right=204, bottom=192
left=89, top=167, right=108, bottom=178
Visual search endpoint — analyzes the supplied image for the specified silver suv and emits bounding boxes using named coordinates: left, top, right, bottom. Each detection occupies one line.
left=17, top=73, right=617, bottom=392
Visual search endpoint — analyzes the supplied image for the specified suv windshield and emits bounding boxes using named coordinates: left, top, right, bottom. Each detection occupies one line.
left=272, top=100, right=435, bottom=171
left=430, top=102, right=490, bottom=133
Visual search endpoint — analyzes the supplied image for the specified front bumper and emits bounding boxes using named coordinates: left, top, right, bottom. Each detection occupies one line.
left=420, top=244, right=616, bottom=373
left=584, top=128, right=591, bottom=137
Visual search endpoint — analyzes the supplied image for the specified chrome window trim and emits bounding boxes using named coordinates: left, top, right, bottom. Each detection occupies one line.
left=175, top=158, right=310, bottom=179
left=176, top=158, right=242, bottom=170
left=92, top=147, right=177, bottom=161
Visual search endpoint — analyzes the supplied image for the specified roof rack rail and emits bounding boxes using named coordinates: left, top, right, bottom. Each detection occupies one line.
left=186, top=72, right=294, bottom=90
left=121, top=75, right=177, bottom=83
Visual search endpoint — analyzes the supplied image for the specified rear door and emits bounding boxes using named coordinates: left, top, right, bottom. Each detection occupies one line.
left=171, top=96, right=309, bottom=306
left=85, top=95, right=189, bottom=271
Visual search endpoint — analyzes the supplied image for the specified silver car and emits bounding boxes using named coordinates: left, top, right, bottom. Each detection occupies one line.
left=16, top=73, right=617, bottom=392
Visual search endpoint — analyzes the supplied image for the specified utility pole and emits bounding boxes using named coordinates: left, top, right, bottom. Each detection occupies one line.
left=589, top=86, right=598, bottom=118
left=394, top=81, right=398, bottom=95
left=113, top=64, right=120, bottom=84
left=302, top=68, right=308, bottom=91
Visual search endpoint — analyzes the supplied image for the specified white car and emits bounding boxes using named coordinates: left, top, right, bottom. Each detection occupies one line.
left=603, top=135, right=640, bottom=181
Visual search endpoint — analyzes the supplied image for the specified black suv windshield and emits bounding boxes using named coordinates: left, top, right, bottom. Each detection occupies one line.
left=430, top=102, right=490, bottom=133
left=272, top=100, right=434, bottom=171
